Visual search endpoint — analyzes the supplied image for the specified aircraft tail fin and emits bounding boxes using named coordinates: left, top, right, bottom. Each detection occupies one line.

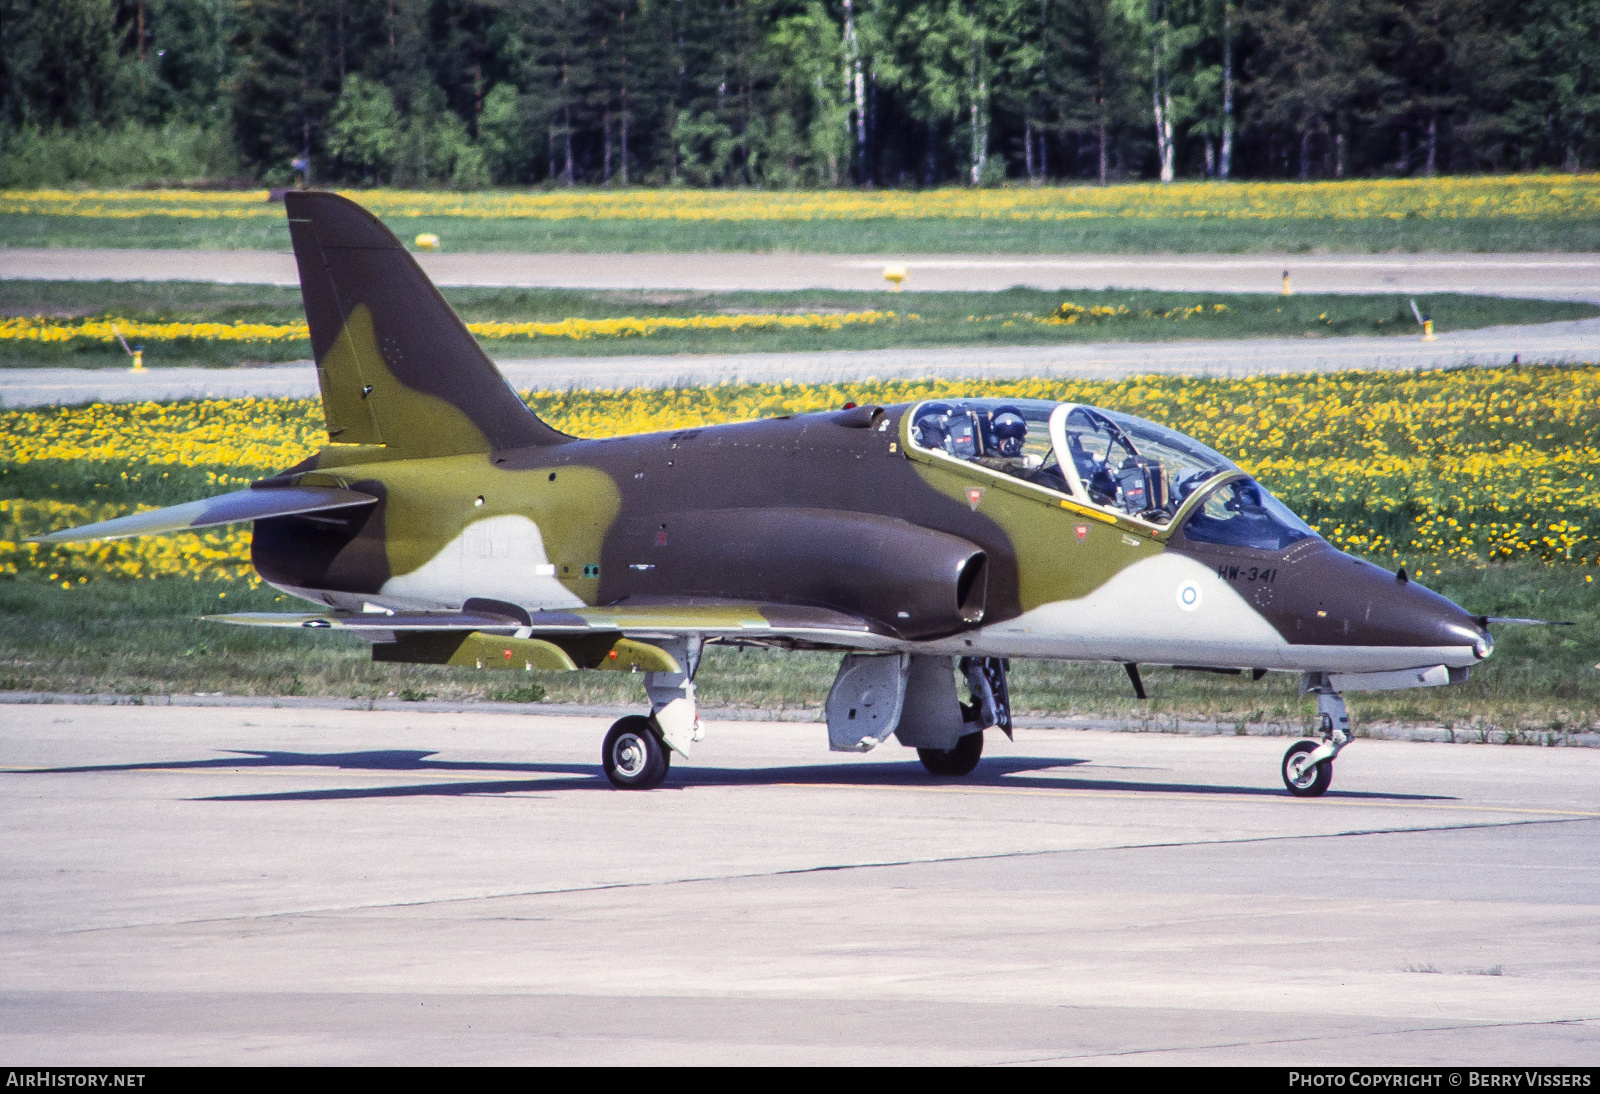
left=285, top=191, right=568, bottom=457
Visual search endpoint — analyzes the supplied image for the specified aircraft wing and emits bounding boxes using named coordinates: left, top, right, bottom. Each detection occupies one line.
left=26, top=486, right=379, bottom=544
left=210, top=599, right=896, bottom=651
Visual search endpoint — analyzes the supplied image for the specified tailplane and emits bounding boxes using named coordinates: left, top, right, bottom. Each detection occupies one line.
left=285, top=191, right=567, bottom=457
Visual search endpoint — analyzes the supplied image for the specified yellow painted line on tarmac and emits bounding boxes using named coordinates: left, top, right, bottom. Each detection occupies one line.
left=770, top=781, right=1600, bottom=819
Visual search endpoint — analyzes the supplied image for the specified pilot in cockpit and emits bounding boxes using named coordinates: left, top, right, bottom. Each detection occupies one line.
left=972, top=410, right=1037, bottom=475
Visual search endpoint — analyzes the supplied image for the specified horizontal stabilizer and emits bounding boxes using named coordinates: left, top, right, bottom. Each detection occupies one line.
left=27, top=486, right=377, bottom=544
left=210, top=599, right=891, bottom=649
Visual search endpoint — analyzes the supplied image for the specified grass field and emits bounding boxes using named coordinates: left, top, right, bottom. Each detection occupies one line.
left=4, top=176, right=1599, bottom=253
left=2, top=367, right=1597, bottom=729
left=3, top=280, right=1592, bottom=369
left=11, top=213, right=1600, bottom=254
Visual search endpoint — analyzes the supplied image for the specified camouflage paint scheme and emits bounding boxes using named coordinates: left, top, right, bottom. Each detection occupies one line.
left=34, top=192, right=1494, bottom=788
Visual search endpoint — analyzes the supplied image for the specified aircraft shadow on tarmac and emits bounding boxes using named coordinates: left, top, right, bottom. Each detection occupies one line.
left=4, top=747, right=1454, bottom=804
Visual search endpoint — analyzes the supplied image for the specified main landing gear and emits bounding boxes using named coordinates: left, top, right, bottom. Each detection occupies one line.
left=601, top=637, right=701, bottom=790
left=918, top=731, right=984, bottom=776
left=1283, top=676, right=1351, bottom=797
left=603, top=715, right=670, bottom=789
left=916, top=656, right=1011, bottom=777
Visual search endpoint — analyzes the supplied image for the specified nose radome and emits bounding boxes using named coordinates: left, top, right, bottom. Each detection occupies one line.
left=1353, top=559, right=1486, bottom=651
left=1270, top=546, right=1488, bottom=652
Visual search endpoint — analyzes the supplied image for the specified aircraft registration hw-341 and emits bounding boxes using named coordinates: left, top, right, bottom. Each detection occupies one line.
left=34, top=192, right=1520, bottom=793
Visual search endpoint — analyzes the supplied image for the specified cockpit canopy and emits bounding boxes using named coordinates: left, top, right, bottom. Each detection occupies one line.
left=907, top=397, right=1316, bottom=547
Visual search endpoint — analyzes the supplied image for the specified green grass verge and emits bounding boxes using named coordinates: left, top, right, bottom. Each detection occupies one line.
left=5, top=281, right=1592, bottom=369
left=0, top=563, right=1594, bottom=732
left=7, top=213, right=1600, bottom=254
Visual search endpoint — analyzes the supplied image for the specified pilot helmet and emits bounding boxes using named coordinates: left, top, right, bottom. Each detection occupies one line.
left=991, top=409, right=1027, bottom=457
left=912, top=402, right=955, bottom=450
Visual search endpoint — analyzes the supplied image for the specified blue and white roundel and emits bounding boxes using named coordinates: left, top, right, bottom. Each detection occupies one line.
left=1176, top=581, right=1203, bottom=612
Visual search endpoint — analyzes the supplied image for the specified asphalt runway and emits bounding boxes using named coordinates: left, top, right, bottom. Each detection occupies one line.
left=2, top=703, right=1596, bottom=1064
left=4, top=248, right=1600, bottom=299
left=4, top=316, right=1595, bottom=407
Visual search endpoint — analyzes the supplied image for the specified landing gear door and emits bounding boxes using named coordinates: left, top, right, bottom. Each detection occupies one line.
left=825, top=654, right=910, bottom=752
left=892, top=656, right=968, bottom=752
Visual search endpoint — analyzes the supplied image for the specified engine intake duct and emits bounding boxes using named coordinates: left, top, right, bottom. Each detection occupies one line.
left=627, top=507, right=986, bottom=639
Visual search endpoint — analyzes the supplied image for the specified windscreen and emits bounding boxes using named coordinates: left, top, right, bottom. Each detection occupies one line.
left=1180, top=478, right=1316, bottom=551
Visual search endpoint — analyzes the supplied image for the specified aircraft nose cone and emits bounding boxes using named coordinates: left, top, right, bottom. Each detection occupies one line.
left=1367, top=568, right=1487, bottom=653
left=1277, top=548, right=1489, bottom=657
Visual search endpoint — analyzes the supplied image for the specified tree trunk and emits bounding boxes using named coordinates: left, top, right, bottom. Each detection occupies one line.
left=603, top=105, right=612, bottom=185
left=1152, top=38, right=1173, bottom=183
left=971, top=95, right=981, bottom=184
left=1220, top=2, right=1233, bottom=179
left=1025, top=118, right=1035, bottom=179
left=843, top=0, right=865, bottom=180
left=1097, top=63, right=1107, bottom=185
left=563, top=103, right=574, bottom=185
left=1335, top=132, right=1345, bottom=178
left=1299, top=129, right=1311, bottom=180
left=619, top=8, right=629, bottom=185
left=1425, top=110, right=1438, bottom=176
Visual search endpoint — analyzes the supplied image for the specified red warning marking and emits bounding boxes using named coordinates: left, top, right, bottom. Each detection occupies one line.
left=967, top=487, right=984, bottom=510
left=503, top=649, right=513, bottom=660
left=1075, top=525, right=1088, bottom=541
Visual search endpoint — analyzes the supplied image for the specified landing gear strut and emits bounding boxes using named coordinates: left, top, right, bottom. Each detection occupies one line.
left=916, top=657, right=1010, bottom=777
left=1283, top=676, right=1351, bottom=797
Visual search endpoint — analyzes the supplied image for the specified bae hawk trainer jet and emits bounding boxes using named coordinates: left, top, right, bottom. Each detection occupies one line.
left=35, top=192, right=1506, bottom=793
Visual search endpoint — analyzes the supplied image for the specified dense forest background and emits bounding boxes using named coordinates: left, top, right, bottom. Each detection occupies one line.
left=1, top=0, right=1597, bottom=188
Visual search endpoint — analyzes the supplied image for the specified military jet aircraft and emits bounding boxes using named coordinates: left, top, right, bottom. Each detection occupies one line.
left=34, top=192, right=1503, bottom=793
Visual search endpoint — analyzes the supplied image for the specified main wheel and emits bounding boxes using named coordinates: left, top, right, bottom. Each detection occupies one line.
left=602, top=716, right=670, bottom=789
left=1282, top=739, right=1333, bottom=797
left=918, top=731, right=984, bottom=776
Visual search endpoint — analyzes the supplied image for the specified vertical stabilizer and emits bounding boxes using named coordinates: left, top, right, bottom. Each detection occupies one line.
left=285, top=191, right=567, bottom=455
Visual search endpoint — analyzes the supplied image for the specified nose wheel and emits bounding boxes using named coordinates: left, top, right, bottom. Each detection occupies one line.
left=1283, top=679, right=1352, bottom=797
left=602, top=715, right=670, bottom=789
left=1282, top=739, right=1333, bottom=796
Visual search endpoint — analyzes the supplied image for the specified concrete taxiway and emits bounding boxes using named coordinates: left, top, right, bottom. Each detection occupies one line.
left=4, top=248, right=1600, bottom=300
left=2, top=703, right=1596, bottom=1064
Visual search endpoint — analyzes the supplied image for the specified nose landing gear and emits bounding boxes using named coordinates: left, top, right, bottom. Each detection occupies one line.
left=1283, top=677, right=1351, bottom=797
